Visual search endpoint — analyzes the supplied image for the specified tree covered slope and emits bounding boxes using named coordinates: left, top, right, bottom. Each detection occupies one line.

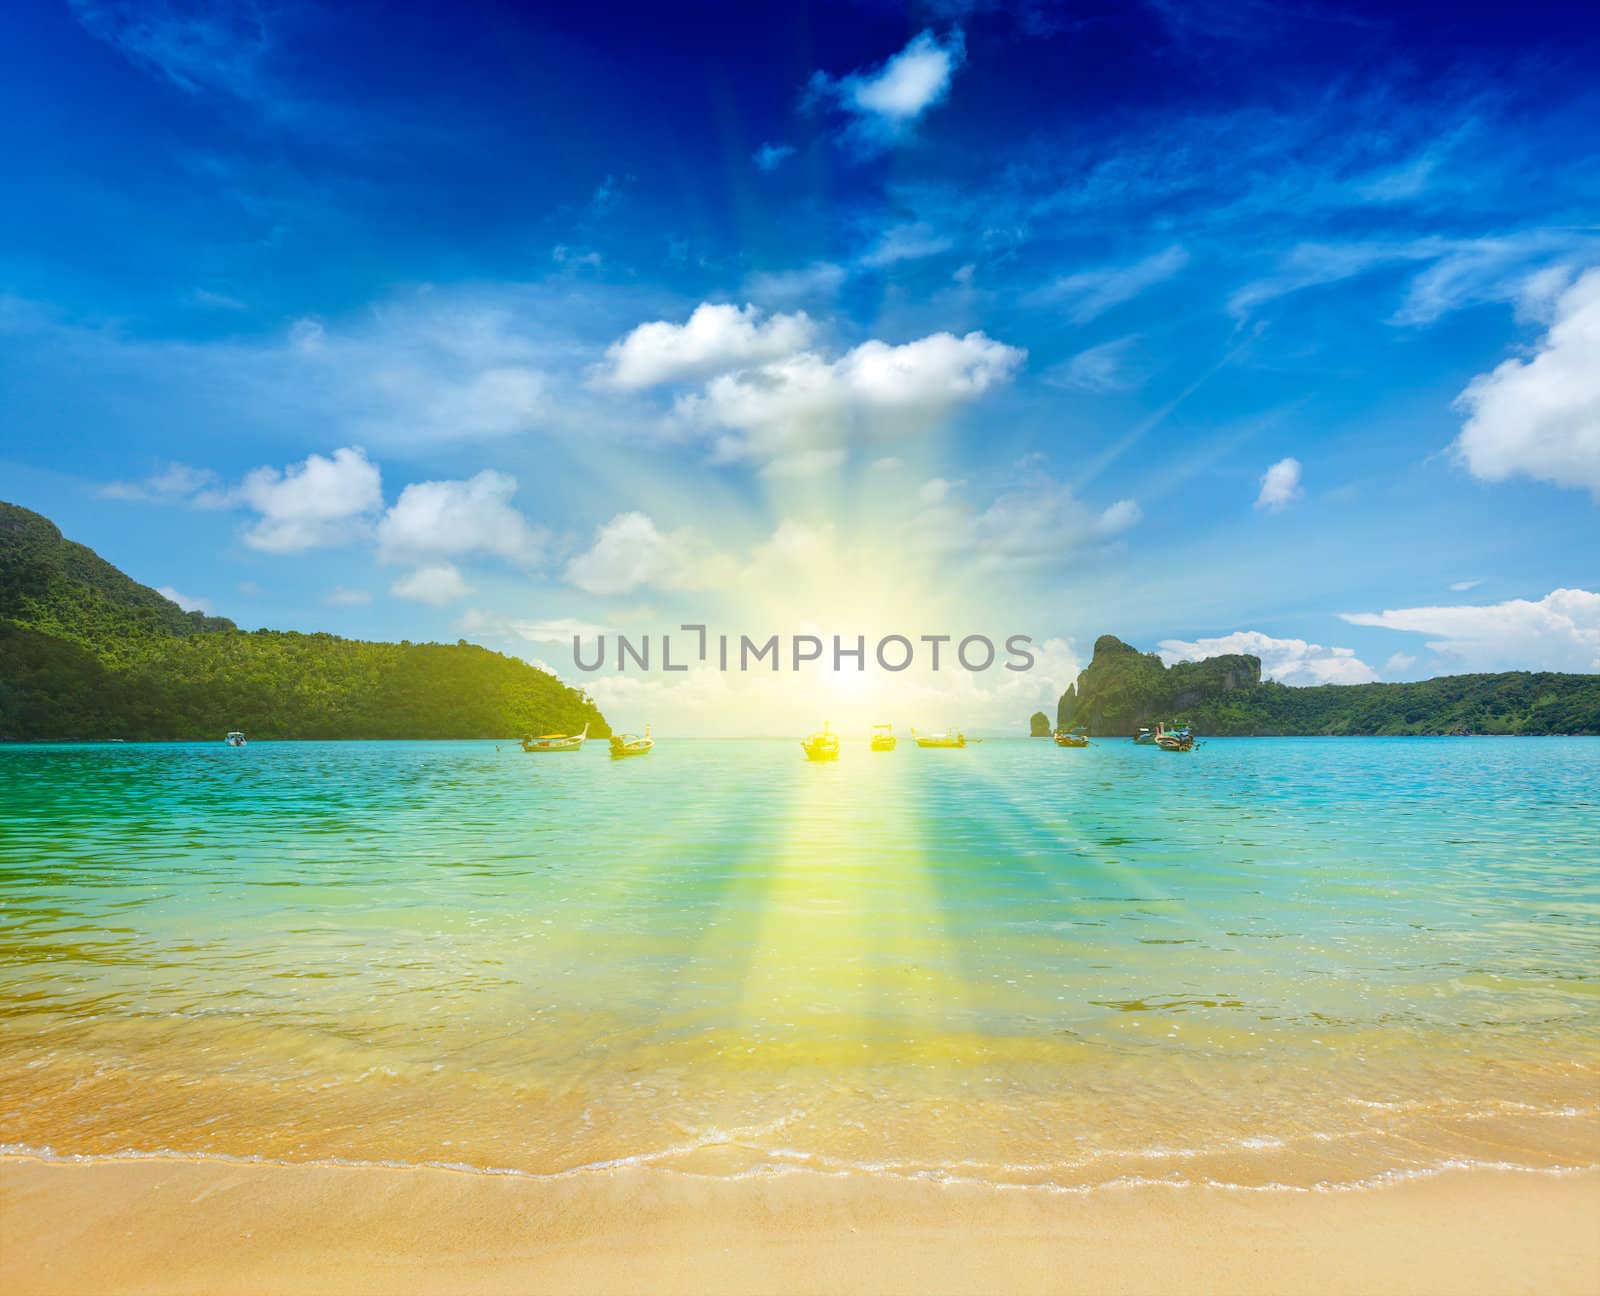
left=1056, top=635, right=1600, bottom=737
left=0, top=501, right=609, bottom=741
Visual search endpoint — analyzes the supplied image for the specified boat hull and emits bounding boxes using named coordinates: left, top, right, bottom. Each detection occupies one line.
left=802, top=726, right=840, bottom=760
left=520, top=723, right=589, bottom=753
left=870, top=737, right=897, bottom=752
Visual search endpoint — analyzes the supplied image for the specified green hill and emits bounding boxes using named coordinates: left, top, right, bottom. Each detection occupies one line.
left=1056, top=634, right=1600, bottom=737
left=0, top=500, right=609, bottom=741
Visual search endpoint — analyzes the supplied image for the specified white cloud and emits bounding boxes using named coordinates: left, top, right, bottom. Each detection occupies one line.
left=1227, top=234, right=1596, bottom=325
left=917, top=476, right=963, bottom=505
left=753, top=142, right=795, bottom=172
left=1340, top=588, right=1600, bottom=673
left=551, top=244, right=603, bottom=269
left=565, top=513, right=863, bottom=598
left=1453, top=267, right=1600, bottom=498
left=68, top=0, right=270, bottom=98
left=191, top=288, right=246, bottom=312
left=598, top=303, right=815, bottom=390
left=1034, top=246, right=1189, bottom=324
left=563, top=512, right=701, bottom=596
left=1158, top=632, right=1379, bottom=685
left=589, top=174, right=621, bottom=215
left=391, top=563, right=473, bottom=606
left=1515, top=264, right=1578, bottom=324
left=376, top=470, right=543, bottom=565
left=679, top=330, right=1024, bottom=465
left=858, top=222, right=953, bottom=269
left=512, top=617, right=611, bottom=646
left=156, top=585, right=213, bottom=614
left=743, top=262, right=849, bottom=304
left=1356, top=155, right=1438, bottom=204
left=1228, top=240, right=1439, bottom=319
left=957, top=477, right=1140, bottom=567
left=744, top=222, right=953, bottom=306
left=323, top=586, right=373, bottom=607
left=808, top=29, right=966, bottom=151
left=1383, top=652, right=1418, bottom=675
left=421, top=366, right=544, bottom=436
left=236, top=446, right=383, bottom=553
left=1392, top=236, right=1594, bottom=327
left=100, top=462, right=224, bottom=504
left=1255, top=457, right=1304, bottom=512
left=289, top=299, right=551, bottom=444
left=1042, top=337, right=1139, bottom=392
left=5, top=284, right=639, bottom=455
left=1448, top=579, right=1482, bottom=592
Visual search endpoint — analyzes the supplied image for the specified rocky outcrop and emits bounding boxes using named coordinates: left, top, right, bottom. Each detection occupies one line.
left=1055, top=635, right=1269, bottom=735
left=1052, top=634, right=1597, bottom=736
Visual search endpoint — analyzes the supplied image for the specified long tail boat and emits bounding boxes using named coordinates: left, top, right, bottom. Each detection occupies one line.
left=912, top=728, right=967, bottom=749
left=1133, top=727, right=1156, bottom=745
left=1154, top=722, right=1195, bottom=752
left=870, top=723, right=897, bottom=752
left=520, top=722, right=588, bottom=753
left=1054, top=726, right=1090, bottom=748
left=802, top=723, right=840, bottom=761
left=609, top=725, right=653, bottom=759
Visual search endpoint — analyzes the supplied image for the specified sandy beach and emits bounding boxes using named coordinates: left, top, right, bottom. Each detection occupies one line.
left=3, top=1155, right=1597, bottom=1296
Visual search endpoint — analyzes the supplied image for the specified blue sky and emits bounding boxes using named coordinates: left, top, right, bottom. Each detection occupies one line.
left=2, top=0, right=1598, bottom=730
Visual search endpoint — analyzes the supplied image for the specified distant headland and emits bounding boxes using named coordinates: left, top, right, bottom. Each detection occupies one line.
left=0, top=501, right=609, bottom=742
left=1053, top=634, right=1600, bottom=737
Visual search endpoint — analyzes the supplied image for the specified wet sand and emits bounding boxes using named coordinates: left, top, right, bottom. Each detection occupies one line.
left=3, top=1155, right=1597, bottom=1295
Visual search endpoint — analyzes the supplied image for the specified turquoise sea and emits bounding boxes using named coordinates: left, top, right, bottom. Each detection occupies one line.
left=1, top=737, right=1597, bottom=1190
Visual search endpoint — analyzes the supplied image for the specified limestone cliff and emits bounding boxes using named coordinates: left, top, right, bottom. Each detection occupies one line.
left=1053, top=633, right=1596, bottom=736
left=1056, top=635, right=1262, bottom=736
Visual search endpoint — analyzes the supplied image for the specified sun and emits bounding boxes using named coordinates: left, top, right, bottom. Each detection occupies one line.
left=822, top=664, right=874, bottom=704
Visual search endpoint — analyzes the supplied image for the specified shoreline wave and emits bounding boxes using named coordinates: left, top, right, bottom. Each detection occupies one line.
left=5, top=1141, right=1595, bottom=1197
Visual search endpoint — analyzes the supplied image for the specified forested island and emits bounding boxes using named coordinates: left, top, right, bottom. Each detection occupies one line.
left=1054, top=635, right=1600, bottom=737
left=0, top=501, right=609, bottom=741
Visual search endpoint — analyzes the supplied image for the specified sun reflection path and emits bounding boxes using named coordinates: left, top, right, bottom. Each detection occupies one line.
left=682, top=742, right=976, bottom=1075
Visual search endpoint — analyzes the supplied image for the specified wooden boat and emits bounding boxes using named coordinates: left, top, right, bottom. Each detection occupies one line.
left=912, top=728, right=966, bottom=749
left=520, top=723, right=588, bottom=753
left=870, top=723, right=897, bottom=752
left=609, top=725, right=653, bottom=759
left=1054, top=727, right=1090, bottom=748
left=1154, top=722, right=1194, bottom=752
left=224, top=731, right=246, bottom=747
left=801, top=723, right=840, bottom=761
left=1133, top=727, right=1156, bottom=745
